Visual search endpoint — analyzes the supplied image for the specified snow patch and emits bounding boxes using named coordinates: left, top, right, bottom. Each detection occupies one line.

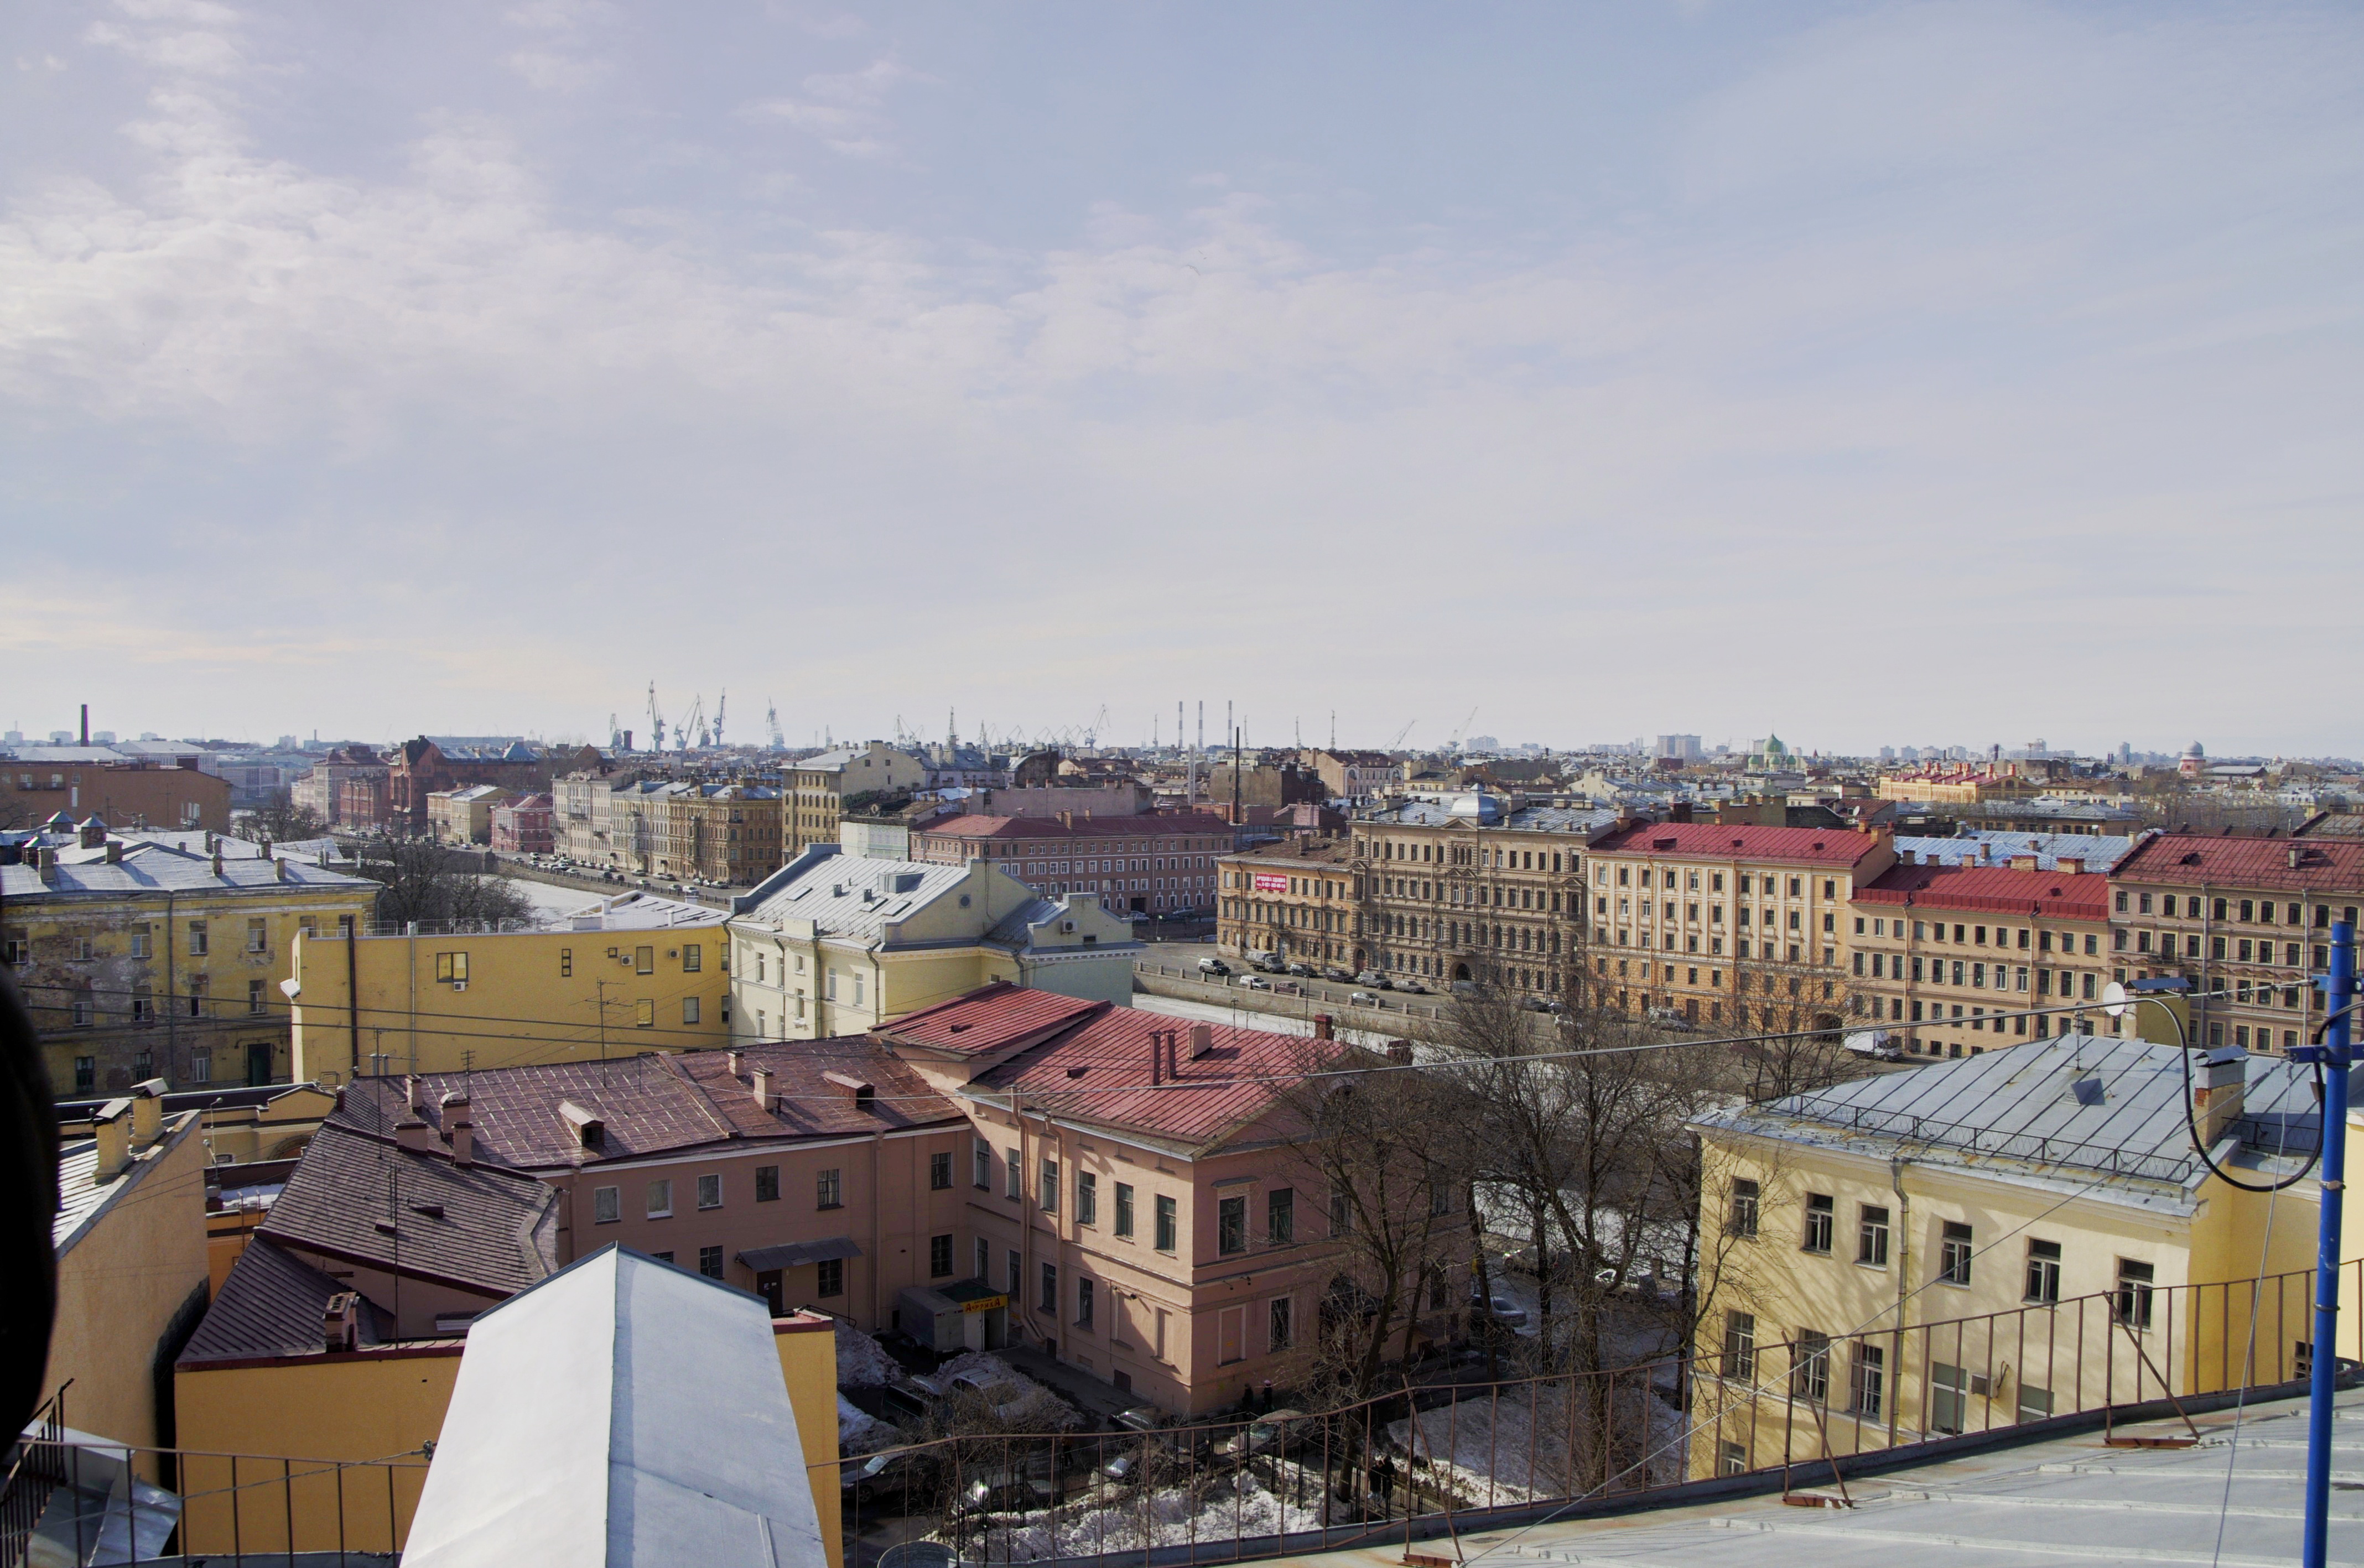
left=839, top=1394, right=897, bottom=1455
left=963, top=1471, right=1324, bottom=1561
left=837, top=1324, right=901, bottom=1389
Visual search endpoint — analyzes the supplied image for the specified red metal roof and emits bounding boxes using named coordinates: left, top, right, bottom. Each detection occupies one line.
left=917, top=812, right=1237, bottom=842
left=1589, top=822, right=1892, bottom=867
left=1857, top=862, right=2110, bottom=919
left=964, top=996, right=1332, bottom=1150
left=874, top=981, right=1109, bottom=1057
left=2111, top=832, right=2364, bottom=894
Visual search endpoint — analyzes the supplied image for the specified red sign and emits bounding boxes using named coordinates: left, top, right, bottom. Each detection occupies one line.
left=1253, top=873, right=1289, bottom=893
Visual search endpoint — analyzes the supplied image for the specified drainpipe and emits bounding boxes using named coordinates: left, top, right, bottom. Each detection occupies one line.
left=1888, top=1154, right=1911, bottom=1447
left=164, top=890, right=178, bottom=1086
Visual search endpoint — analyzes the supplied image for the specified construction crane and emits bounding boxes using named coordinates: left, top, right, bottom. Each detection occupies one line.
left=765, top=700, right=783, bottom=750
left=681, top=694, right=705, bottom=751
left=646, top=683, right=666, bottom=754
left=1389, top=719, right=1417, bottom=750
left=711, top=690, right=726, bottom=748
left=1448, top=705, right=1479, bottom=752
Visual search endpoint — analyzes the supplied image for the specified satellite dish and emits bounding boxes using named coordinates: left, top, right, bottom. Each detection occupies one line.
left=2101, top=980, right=2128, bottom=1019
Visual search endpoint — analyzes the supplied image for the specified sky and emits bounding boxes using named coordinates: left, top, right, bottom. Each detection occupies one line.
left=3, top=2, right=2361, bottom=759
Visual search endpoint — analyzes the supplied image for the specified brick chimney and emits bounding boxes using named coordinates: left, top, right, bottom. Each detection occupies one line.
left=442, top=1090, right=473, bottom=1166
left=751, top=1066, right=775, bottom=1113
left=727, top=1049, right=745, bottom=1078
left=1150, top=1029, right=1166, bottom=1086
left=395, top=1117, right=431, bottom=1151
left=131, top=1080, right=164, bottom=1148
left=2056, top=858, right=2082, bottom=876
left=104, top=840, right=122, bottom=864
left=2194, top=1045, right=2247, bottom=1147
left=1312, top=1013, right=1334, bottom=1041
left=323, top=1291, right=360, bottom=1355
left=36, top=847, right=57, bottom=885
left=78, top=817, right=105, bottom=850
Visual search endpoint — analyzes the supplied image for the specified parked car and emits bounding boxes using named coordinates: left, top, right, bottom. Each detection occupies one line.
left=1220, top=1409, right=1311, bottom=1459
left=1469, top=1293, right=1529, bottom=1329
left=1398, top=979, right=1430, bottom=995
left=1238, top=974, right=1271, bottom=991
left=841, top=1449, right=931, bottom=1505
left=1198, top=956, right=1233, bottom=977
left=946, top=1369, right=1034, bottom=1421
left=1321, top=966, right=1351, bottom=983
left=1285, top=961, right=1313, bottom=977
left=1348, top=991, right=1379, bottom=1008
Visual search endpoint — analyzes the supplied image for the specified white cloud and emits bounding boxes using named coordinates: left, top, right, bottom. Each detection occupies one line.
left=745, top=55, right=924, bottom=158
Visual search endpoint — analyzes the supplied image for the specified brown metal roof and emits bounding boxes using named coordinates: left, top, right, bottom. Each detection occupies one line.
left=2112, top=831, right=2364, bottom=893
left=259, top=1122, right=559, bottom=1297
left=873, top=981, right=1106, bottom=1058
left=178, top=1238, right=389, bottom=1364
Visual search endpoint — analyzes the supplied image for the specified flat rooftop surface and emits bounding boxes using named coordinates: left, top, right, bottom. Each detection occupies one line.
left=1269, top=1388, right=2364, bottom=1568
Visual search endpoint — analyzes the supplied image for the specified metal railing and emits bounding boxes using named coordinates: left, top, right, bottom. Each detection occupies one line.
left=824, top=1262, right=2356, bottom=1567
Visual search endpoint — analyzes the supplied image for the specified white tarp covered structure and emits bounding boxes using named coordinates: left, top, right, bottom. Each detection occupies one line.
left=402, top=1245, right=827, bottom=1568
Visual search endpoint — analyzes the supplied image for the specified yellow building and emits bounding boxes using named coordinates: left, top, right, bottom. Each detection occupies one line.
left=1686, top=1032, right=2343, bottom=1479
left=727, top=846, right=1140, bottom=1041
left=46, top=1085, right=210, bottom=1466
left=788, top=742, right=928, bottom=855
left=287, top=890, right=731, bottom=1083
left=424, top=784, right=515, bottom=844
left=3, top=822, right=377, bottom=1098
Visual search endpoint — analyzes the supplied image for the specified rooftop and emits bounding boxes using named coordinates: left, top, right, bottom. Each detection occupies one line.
left=1701, top=1033, right=2320, bottom=1205
left=54, top=1109, right=199, bottom=1255
left=1856, top=861, right=2112, bottom=919
left=1591, top=821, right=1895, bottom=866
left=178, top=1237, right=393, bottom=1364
left=917, top=811, right=1235, bottom=840
left=2113, top=830, right=2364, bottom=892
left=1, top=837, right=375, bottom=899
left=1893, top=831, right=2144, bottom=873
left=558, top=890, right=729, bottom=931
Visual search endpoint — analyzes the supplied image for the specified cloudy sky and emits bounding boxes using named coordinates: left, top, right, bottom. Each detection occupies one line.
left=4, top=2, right=2360, bottom=758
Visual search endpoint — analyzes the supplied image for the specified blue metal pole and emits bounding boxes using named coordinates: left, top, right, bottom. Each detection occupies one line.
left=2304, top=919, right=2355, bottom=1568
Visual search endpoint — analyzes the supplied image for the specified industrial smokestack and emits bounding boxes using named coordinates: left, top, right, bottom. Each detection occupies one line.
left=80, top=704, right=89, bottom=746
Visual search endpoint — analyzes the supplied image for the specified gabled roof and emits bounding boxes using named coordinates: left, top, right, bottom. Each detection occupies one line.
left=0, top=841, right=374, bottom=899
left=178, top=1238, right=391, bottom=1364
left=2112, top=831, right=2364, bottom=893
left=917, top=812, right=1235, bottom=841
left=732, top=849, right=975, bottom=940
left=874, top=981, right=1106, bottom=1058
left=260, top=1123, right=559, bottom=1296
left=1588, top=822, right=1892, bottom=866
left=1857, top=862, right=2111, bottom=919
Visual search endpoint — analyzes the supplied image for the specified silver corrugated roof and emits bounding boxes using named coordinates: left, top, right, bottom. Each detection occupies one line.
left=0, top=840, right=374, bottom=898
left=735, top=853, right=974, bottom=940
left=1896, top=832, right=2144, bottom=872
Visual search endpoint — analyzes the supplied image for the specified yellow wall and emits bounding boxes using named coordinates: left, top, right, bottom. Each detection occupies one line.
left=290, top=923, right=732, bottom=1082
left=173, top=1311, right=843, bottom=1563
left=45, top=1112, right=211, bottom=1465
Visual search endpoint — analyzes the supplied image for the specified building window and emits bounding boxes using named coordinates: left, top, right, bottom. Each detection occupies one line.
left=560, top=948, right=573, bottom=977
left=635, top=999, right=654, bottom=1028
left=635, top=945, right=654, bottom=975
left=2025, top=1239, right=2061, bottom=1304
left=247, top=917, right=268, bottom=953
left=1719, top=1440, right=1748, bottom=1476
left=1722, top=1310, right=1757, bottom=1378
left=1269, top=1295, right=1292, bottom=1351
left=1007, top=1249, right=1021, bottom=1296
left=247, top=980, right=267, bottom=1015
left=1938, top=1221, right=1973, bottom=1285
left=1267, top=1186, right=1294, bottom=1245
left=682, top=943, right=702, bottom=972
left=973, top=1138, right=992, bottom=1190
left=930, top=1233, right=954, bottom=1277
left=1857, top=1205, right=1890, bottom=1267
left=1849, top=1343, right=1885, bottom=1418
left=697, top=1173, right=722, bottom=1210
left=72, top=1057, right=95, bottom=1095
left=1041, top=1158, right=1060, bottom=1212
left=1728, top=1178, right=1760, bottom=1239
left=931, top=1151, right=953, bottom=1190
left=1005, top=1148, right=1021, bottom=1200
left=646, top=1179, right=673, bottom=1218
left=1077, top=1171, right=1097, bottom=1224
left=1040, top=1262, right=1058, bottom=1314
left=1793, top=1330, right=1831, bottom=1403
left=1115, top=1181, right=1135, bottom=1237
left=683, top=996, right=700, bottom=1025
left=187, top=921, right=208, bottom=956
left=594, top=1186, right=620, bottom=1223
left=1218, top=1195, right=1248, bottom=1255
left=818, top=1258, right=845, bottom=1298
left=2116, top=1258, right=2155, bottom=1330
left=699, top=1245, right=724, bottom=1279
left=755, top=1165, right=779, bottom=1202
left=817, top=1168, right=843, bottom=1209
left=1802, top=1193, right=1833, bottom=1254
left=129, top=925, right=152, bottom=958
left=1077, top=1277, right=1096, bottom=1329
left=1155, top=1194, right=1178, bottom=1252
left=189, top=1048, right=211, bottom=1082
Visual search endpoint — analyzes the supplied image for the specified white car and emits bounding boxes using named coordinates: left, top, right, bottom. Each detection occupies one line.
left=1349, top=991, right=1379, bottom=1008
left=1238, top=974, right=1271, bottom=991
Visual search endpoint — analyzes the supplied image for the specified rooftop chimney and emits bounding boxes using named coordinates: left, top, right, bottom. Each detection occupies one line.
left=1150, top=1029, right=1166, bottom=1087
left=36, top=847, right=57, bottom=885
left=2056, top=858, right=2082, bottom=876
left=2194, top=1046, right=2247, bottom=1148
left=1312, top=1013, right=1334, bottom=1041
left=559, top=1100, right=605, bottom=1148
left=1188, top=1023, right=1214, bottom=1060
left=324, top=1291, right=361, bottom=1355
left=451, top=1118, right=474, bottom=1167
left=93, top=1100, right=134, bottom=1181
left=276, top=856, right=290, bottom=883
left=104, top=840, right=122, bottom=864
left=751, top=1066, right=776, bottom=1113
left=407, top=1074, right=427, bottom=1111
left=396, top=1116, right=431, bottom=1151
left=78, top=817, right=105, bottom=850
left=210, top=848, right=224, bottom=878
left=131, top=1079, right=164, bottom=1147
left=727, top=1049, right=745, bottom=1077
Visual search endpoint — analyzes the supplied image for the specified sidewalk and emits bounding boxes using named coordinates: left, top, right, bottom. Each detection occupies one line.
left=997, top=1343, right=1142, bottom=1426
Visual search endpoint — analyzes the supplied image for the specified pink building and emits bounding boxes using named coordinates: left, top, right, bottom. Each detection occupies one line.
left=912, top=811, right=1236, bottom=917
left=490, top=793, right=556, bottom=854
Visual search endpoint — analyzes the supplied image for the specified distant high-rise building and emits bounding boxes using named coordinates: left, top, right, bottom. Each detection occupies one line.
left=1878, top=746, right=1897, bottom=762
left=1655, top=734, right=1703, bottom=762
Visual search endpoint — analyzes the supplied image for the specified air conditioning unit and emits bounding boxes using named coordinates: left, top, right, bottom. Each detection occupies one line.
left=453, top=981, right=468, bottom=992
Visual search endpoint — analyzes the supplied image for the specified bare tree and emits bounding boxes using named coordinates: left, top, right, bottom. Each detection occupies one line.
left=1724, top=947, right=1858, bottom=1101
left=235, top=799, right=329, bottom=844
left=353, top=839, right=535, bottom=930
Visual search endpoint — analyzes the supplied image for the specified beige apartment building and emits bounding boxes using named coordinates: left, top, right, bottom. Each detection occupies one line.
left=1215, top=837, right=1359, bottom=968
left=788, top=742, right=929, bottom=854
left=1582, top=821, right=1898, bottom=1028
left=1687, top=1033, right=2330, bottom=1478
left=1342, top=798, right=1613, bottom=995
left=1848, top=858, right=2114, bottom=1058
left=2107, top=831, right=2364, bottom=1056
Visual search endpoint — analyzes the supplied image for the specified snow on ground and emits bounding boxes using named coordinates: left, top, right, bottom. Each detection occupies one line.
left=1384, top=1379, right=1689, bottom=1506
left=932, top=1351, right=1083, bottom=1429
left=839, top=1394, right=896, bottom=1455
left=965, top=1471, right=1323, bottom=1562
left=837, top=1324, right=902, bottom=1389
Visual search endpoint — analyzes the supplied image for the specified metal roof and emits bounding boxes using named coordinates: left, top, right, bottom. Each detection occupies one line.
left=1894, top=832, right=2143, bottom=873
left=0, top=840, right=375, bottom=899
left=560, top=891, right=729, bottom=931
left=734, top=852, right=975, bottom=941
left=738, top=1236, right=862, bottom=1272
left=1857, top=861, right=2112, bottom=919
left=53, top=1111, right=200, bottom=1254
left=1592, top=822, right=1896, bottom=865
left=1700, top=1033, right=2320, bottom=1200
left=178, top=1237, right=390, bottom=1364
left=2114, top=830, right=2364, bottom=893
